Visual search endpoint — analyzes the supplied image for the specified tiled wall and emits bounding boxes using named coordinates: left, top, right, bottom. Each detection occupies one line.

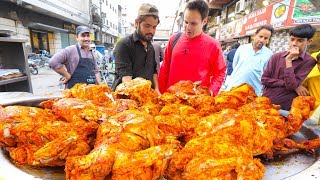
left=269, top=29, right=290, bottom=53
left=236, top=29, right=290, bottom=54
left=238, top=37, right=250, bottom=45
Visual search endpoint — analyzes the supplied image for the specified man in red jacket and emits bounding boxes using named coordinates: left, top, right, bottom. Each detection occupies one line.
left=158, top=0, right=226, bottom=95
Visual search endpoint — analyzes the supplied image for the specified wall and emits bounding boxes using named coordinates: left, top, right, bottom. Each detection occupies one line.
left=22, top=0, right=90, bottom=25
left=269, top=29, right=290, bottom=53
left=52, top=33, right=62, bottom=54
left=268, top=29, right=320, bottom=54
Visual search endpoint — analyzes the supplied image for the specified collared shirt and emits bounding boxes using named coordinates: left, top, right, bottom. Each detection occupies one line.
left=49, top=43, right=99, bottom=75
left=262, top=51, right=316, bottom=110
left=225, top=43, right=273, bottom=95
left=113, top=31, right=157, bottom=86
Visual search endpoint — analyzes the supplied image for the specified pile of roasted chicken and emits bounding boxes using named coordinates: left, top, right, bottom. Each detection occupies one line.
left=0, top=78, right=319, bottom=179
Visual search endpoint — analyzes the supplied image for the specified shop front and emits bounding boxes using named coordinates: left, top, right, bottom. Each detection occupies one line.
left=213, top=0, right=320, bottom=53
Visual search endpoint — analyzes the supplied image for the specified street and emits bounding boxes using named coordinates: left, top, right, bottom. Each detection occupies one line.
left=30, top=67, right=63, bottom=97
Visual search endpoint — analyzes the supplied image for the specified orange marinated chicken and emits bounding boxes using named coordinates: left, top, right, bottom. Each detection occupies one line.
left=63, top=83, right=113, bottom=106
left=111, top=144, right=179, bottom=179
left=52, top=98, right=113, bottom=123
left=114, top=77, right=158, bottom=105
left=214, top=83, right=256, bottom=111
left=0, top=106, right=92, bottom=166
left=65, top=109, right=178, bottom=179
left=1, top=80, right=319, bottom=179
left=160, top=80, right=216, bottom=116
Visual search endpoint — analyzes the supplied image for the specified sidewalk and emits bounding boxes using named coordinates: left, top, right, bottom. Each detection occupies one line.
left=30, top=67, right=63, bottom=97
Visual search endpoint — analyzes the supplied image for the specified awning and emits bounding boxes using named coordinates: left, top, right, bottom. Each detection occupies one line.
left=26, top=22, right=69, bottom=33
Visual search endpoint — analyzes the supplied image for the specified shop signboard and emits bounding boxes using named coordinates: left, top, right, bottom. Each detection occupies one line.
left=214, top=0, right=320, bottom=42
left=270, top=0, right=290, bottom=28
left=286, top=0, right=320, bottom=26
left=240, top=6, right=270, bottom=36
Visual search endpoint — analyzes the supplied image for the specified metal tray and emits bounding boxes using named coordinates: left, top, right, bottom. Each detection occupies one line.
left=0, top=98, right=319, bottom=179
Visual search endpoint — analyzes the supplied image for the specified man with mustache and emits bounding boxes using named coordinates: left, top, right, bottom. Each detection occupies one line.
left=224, top=25, right=274, bottom=95
left=262, top=24, right=316, bottom=111
left=49, top=26, right=101, bottom=88
left=112, top=3, right=160, bottom=94
left=158, top=0, right=226, bottom=95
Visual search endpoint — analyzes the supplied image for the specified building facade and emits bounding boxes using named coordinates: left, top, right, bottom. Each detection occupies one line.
left=0, top=0, right=90, bottom=54
left=91, top=0, right=126, bottom=49
left=206, top=0, right=320, bottom=54
left=172, top=0, right=320, bottom=54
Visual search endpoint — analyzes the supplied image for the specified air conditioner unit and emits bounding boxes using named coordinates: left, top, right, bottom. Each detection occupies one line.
left=215, top=16, right=221, bottom=24
left=235, top=0, right=246, bottom=14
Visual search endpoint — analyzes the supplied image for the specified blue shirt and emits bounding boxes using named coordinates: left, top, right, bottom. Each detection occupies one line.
left=226, top=48, right=238, bottom=75
left=225, top=43, right=273, bottom=95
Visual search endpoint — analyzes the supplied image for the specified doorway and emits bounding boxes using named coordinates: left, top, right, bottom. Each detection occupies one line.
left=30, top=29, right=49, bottom=54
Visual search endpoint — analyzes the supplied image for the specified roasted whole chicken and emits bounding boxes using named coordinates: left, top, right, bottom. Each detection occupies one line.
left=0, top=78, right=319, bottom=180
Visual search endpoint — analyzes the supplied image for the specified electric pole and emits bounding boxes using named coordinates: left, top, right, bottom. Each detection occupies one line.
left=99, top=0, right=102, bottom=45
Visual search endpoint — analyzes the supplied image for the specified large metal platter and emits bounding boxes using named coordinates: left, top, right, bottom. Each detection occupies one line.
left=0, top=98, right=319, bottom=179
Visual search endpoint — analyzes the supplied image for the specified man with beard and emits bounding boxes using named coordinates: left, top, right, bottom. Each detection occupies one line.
left=224, top=25, right=274, bottom=95
left=158, top=0, right=226, bottom=95
left=112, top=3, right=160, bottom=94
left=262, top=24, right=316, bottom=111
left=49, top=26, right=101, bottom=88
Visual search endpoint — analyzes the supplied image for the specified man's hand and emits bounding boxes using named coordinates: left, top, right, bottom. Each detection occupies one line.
left=60, top=73, right=71, bottom=84
left=286, top=47, right=300, bottom=61
left=295, top=85, right=309, bottom=96
left=155, top=88, right=162, bottom=97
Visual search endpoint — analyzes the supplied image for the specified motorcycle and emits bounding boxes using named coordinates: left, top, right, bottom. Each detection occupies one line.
left=27, top=50, right=51, bottom=68
left=28, top=60, right=39, bottom=75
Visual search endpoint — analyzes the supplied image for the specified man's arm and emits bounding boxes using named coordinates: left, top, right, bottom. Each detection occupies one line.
left=232, top=47, right=240, bottom=70
left=209, top=43, right=226, bottom=95
left=95, top=72, right=101, bottom=85
left=122, top=76, right=132, bottom=82
left=114, top=39, right=133, bottom=82
left=54, top=67, right=71, bottom=84
left=282, top=47, right=308, bottom=91
left=261, top=54, right=286, bottom=87
left=49, top=48, right=70, bottom=84
left=158, top=36, right=174, bottom=93
left=153, top=74, right=161, bottom=95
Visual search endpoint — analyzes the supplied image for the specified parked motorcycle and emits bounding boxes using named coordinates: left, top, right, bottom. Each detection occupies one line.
left=28, top=50, right=51, bottom=68
left=28, top=60, right=39, bottom=75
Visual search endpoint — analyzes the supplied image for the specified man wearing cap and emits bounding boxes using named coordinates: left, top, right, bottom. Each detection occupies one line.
left=112, top=3, right=160, bottom=94
left=49, top=26, right=101, bottom=88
